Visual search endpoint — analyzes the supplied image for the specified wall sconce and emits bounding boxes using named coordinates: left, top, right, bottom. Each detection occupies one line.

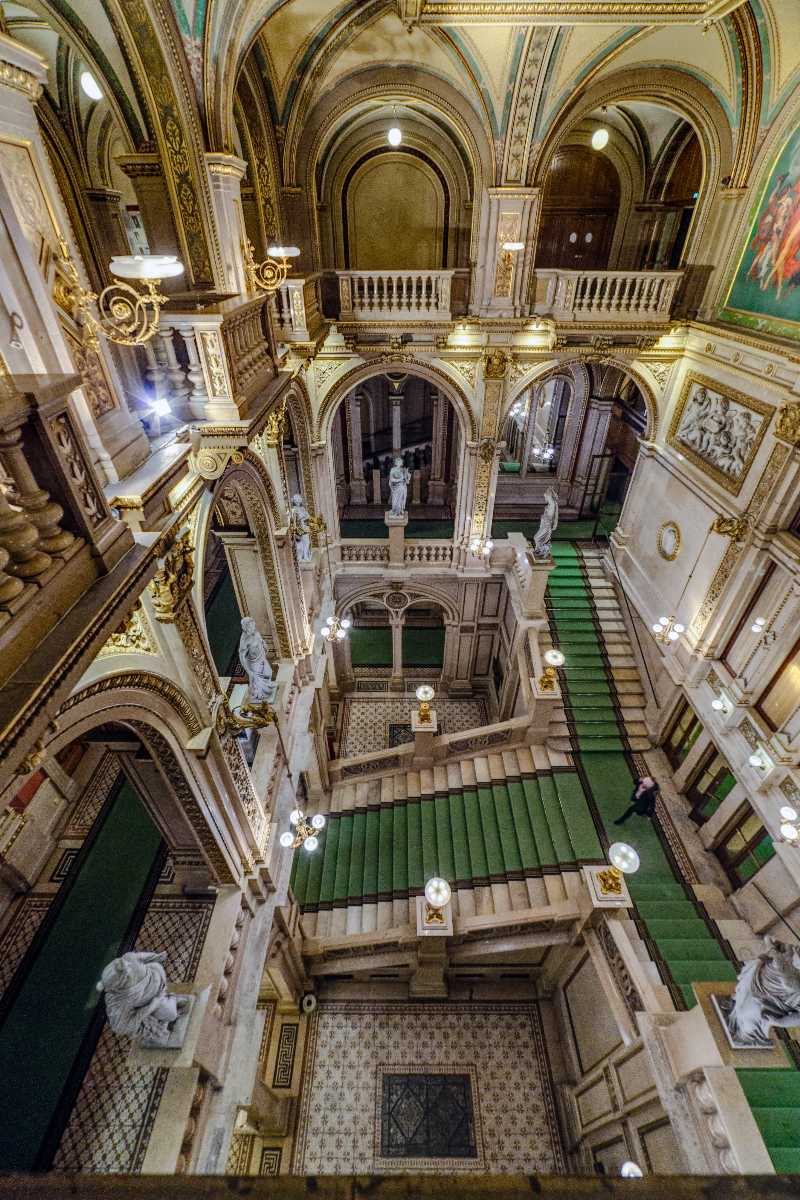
left=652, top=615, right=685, bottom=644
left=751, top=616, right=767, bottom=634
left=469, top=536, right=494, bottom=556
left=747, top=746, right=772, bottom=775
left=711, top=693, right=733, bottom=716
left=780, top=806, right=799, bottom=843
left=279, top=808, right=326, bottom=853
left=620, top=1161, right=643, bottom=1178
left=322, top=613, right=351, bottom=642
left=539, top=647, right=565, bottom=691
left=243, top=240, right=300, bottom=293
left=416, top=684, right=435, bottom=723
left=56, top=243, right=183, bottom=347
left=423, top=876, right=451, bottom=924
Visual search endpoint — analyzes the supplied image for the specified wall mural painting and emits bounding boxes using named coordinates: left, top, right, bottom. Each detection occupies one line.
left=723, top=126, right=800, bottom=340
left=667, top=375, right=772, bottom=495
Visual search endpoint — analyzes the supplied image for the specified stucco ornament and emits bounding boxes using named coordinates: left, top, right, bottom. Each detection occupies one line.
left=290, top=493, right=312, bottom=562
left=775, top=402, right=800, bottom=447
left=238, top=616, right=277, bottom=703
left=97, top=951, right=190, bottom=1047
left=723, top=937, right=800, bottom=1047
left=533, top=487, right=559, bottom=558
left=389, top=457, right=411, bottom=516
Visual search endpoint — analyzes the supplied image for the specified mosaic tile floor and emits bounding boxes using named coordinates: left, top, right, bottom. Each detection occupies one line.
left=293, top=1001, right=564, bottom=1175
left=341, top=698, right=488, bottom=758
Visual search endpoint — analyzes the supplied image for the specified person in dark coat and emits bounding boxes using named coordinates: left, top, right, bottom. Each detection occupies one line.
left=614, top=776, right=660, bottom=824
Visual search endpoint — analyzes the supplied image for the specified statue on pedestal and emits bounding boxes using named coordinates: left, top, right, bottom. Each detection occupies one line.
left=389, top=456, right=411, bottom=516
left=533, top=486, right=559, bottom=558
left=238, top=616, right=277, bottom=703
left=98, top=951, right=190, bottom=1047
left=290, top=493, right=312, bottom=562
left=720, top=936, right=800, bottom=1048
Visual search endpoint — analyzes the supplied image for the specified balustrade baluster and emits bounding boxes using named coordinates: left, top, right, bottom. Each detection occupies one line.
left=574, top=275, right=586, bottom=313
left=178, top=325, right=209, bottom=419
left=0, top=486, right=51, bottom=579
left=643, top=277, right=656, bottom=312
left=0, top=545, right=23, bottom=604
left=0, top=427, right=75, bottom=556
left=607, top=276, right=620, bottom=311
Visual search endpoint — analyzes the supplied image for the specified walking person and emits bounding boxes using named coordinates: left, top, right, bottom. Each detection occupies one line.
left=614, top=775, right=660, bottom=825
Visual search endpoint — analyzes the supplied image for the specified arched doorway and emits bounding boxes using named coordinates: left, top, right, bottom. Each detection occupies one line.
left=536, top=144, right=621, bottom=269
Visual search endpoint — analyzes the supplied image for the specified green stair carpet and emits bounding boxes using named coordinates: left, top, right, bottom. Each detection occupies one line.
left=290, top=771, right=604, bottom=910
left=0, top=778, right=163, bottom=1169
left=548, top=543, right=800, bottom=1171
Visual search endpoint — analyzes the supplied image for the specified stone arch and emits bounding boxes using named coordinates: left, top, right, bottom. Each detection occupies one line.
left=530, top=68, right=734, bottom=268
left=283, top=377, right=318, bottom=515
left=336, top=580, right=460, bottom=626
left=50, top=676, right=239, bottom=884
left=502, top=358, right=657, bottom=443
left=317, top=359, right=478, bottom=444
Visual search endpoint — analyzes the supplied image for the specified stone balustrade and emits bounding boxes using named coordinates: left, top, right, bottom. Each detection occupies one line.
left=533, top=268, right=683, bottom=323
left=403, top=541, right=453, bottom=565
left=337, top=269, right=455, bottom=321
left=273, top=275, right=324, bottom=342
left=339, top=541, right=390, bottom=564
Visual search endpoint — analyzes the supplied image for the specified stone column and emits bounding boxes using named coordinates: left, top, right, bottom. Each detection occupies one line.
left=347, top=392, right=367, bottom=504
left=428, top=390, right=447, bottom=504
left=205, top=153, right=249, bottom=297
left=472, top=187, right=541, bottom=317
left=440, top=620, right=460, bottom=691
left=84, top=188, right=129, bottom=267
left=389, top=612, right=404, bottom=692
left=570, top=397, right=614, bottom=510
left=115, top=154, right=182, bottom=269
left=391, top=394, right=402, bottom=454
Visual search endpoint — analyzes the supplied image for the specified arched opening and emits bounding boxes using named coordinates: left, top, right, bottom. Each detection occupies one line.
left=500, top=376, right=571, bottom=477
left=332, top=371, right=461, bottom=538
left=402, top=600, right=446, bottom=672
left=537, top=144, right=621, bottom=269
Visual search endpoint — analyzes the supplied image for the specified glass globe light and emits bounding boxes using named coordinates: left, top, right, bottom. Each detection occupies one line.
left=501, top=241, right=525, bottom=251
left=80, top=71, right=103, bottom=101
left=311, top=813, right=326, bottom=830
left=267, top=245, right=301, bottom=258
left=673, top=622, right=685, bottom=634
left=279, top=831, right=295, bottom=848
left=608, top=842, right=640, bottom=874
left=484, top=539, right=494, bottom=553
left=424, top=877, right=451, bottom=908
left=544, top=649, right=565, bottom=668
left=748, top=752, right=764, bottom=768
left=711, top=698, right=725, bottom=711
left=336, top=627, right=346, bottom=639
left=289, top=808, right=302, bottom=826
left=341, top=617, right=352, bottom=629
left=110, top=254, right=183, bottom=280
left=780, top=823, right=799, bottom=843
left=387, top=126, right=402, bottom=147
left=753, top=617, right=766, bottom=627
left=652, top=623, right=663, bottom=634
left=416, top=684, right=435, bottom=703
left=780, top=806, right=798, bottom=822
left=658, top=616, right=669, bottom=626
left=668, top=629, right=680, bottom=641
left=620, top=1161, right=643, bottom=1178
left=592, top=128, right=610, bottom=150
left=303, top=835, right=319, bottom=853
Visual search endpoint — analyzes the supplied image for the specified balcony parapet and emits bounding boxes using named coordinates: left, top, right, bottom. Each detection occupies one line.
left=533, top=267, right=683, bottom=324
left=272, top=274, right=325, bottom=344
left=336, top=269, right=457, bottom=321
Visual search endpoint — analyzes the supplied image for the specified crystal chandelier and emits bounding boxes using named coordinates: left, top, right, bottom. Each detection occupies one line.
left=651, top=615, right=684, bottom=644
left=322, top=613, right=352, bottom=641
left=279, top=808, right=326, bottom=852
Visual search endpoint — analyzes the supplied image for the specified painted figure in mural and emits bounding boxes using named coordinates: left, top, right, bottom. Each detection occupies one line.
left=533, top=486, right=559, bottom=557
left=389, top=456, right=411, bottom=516
left=745, top=142, right=800, bottom=300
left=290, top=493, right=312, bottom=562
left=725, top=937, right=800, bottom=1047
left=238, top=616, right=278, bottom=703
left=98, top=951, right=190, bottom=1047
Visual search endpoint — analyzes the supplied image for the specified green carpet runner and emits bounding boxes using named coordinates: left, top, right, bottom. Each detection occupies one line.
left=290, top=770, right=603, bottom=910
left=0, top=778, right=163, bottom=1169
left=548, top=543, right=800, bottom=1172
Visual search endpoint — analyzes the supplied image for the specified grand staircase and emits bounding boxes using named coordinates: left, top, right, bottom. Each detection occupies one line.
left=290, top=747, right=604, bottom=938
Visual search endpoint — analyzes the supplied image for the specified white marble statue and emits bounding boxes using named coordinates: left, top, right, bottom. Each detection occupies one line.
left=290, top=492, right=312, bottom=562
left=725, top=936, right=800, bottom=1047
left=389, top=456, right=411, bottom=516
left=97, top=950, right=190, bottom=1047
left=238, top=616, right=277, bottom=703
left=533, top=486, right=559, bottom=558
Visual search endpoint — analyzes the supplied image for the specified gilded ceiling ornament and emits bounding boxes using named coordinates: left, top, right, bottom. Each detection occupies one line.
left=710, top=514, right=750, bottom=541
left=99, top=601, right=157, bottom=657
left=150, top=531, right=194, bottom=622
left=483, top=349, right=509, bottom=380
left=193, top=447, right=244, bottom=481
left=775, top=403, right=800, bottom=447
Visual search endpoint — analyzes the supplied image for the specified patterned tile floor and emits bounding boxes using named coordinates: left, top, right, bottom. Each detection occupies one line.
left=341, top=698, right=488, bottom=758
left=293, top=1002, right=564, bottom=1175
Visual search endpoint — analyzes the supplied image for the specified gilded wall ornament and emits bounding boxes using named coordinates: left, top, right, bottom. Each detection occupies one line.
left=483, top=349, right=509, bottom=380
left=656, top=521, right=681, bottom=561
left=775, top=403, right=800, bottom=447
left=150, top=532, right=194, bottom=623
left=479, top=438, right=498, bottom=464
left=265, top=400, right=287, bottom=448
left=710, top=514, right=750, bottom=541
left=99, top=601, right=157, bottom=657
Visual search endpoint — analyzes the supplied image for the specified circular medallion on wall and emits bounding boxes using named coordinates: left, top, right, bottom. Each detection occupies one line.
left=657, top=521, right=681, bottom=561
left=384, top=590, right=409, bottom=610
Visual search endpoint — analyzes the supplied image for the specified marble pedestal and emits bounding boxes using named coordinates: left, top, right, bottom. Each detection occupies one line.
left=411, top=706, right=438, bottom=765
left=384, top=510, right=408, bottom=565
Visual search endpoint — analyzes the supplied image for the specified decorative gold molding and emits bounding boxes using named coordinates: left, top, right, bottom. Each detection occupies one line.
left=58, top=672, right=203, bottom=737
left=775, top=403, right=800, bottom=448
left=710, top=514, right=750, bottom=541
left=150, top=531, right=194, bottom=622
left=98, top=601, right=158, bottom=657
left=0, top=60, right=41, bottom=100
left=483, top=348, right=509, bottom=380
left=656, top=520, right=681, bottom=561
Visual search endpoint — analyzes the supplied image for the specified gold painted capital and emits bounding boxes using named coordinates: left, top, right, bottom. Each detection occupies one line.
left=150, top=531, right=194, bottom=622
left=775, top=403, right=800, bottom=448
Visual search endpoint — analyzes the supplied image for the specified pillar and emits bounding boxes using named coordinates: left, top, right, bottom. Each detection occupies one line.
left=347, top=392, right=367, bottom=504
left=84, top=188, right=129, bottom=267
left=428, top=391, right=447, bottom=504
left=472, top=187, right=541, bottom=317
left=205, top=154, right=248, bottom=297
left=520, top=392, right=537, bottom=477
left=391, top=394, right=402, bottom=455
left=390, top=612, right=404, bottom=692
left=116, top=154, right=182, bottom=276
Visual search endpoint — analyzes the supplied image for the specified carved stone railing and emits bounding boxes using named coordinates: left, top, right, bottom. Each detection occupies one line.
left=533, top=268, right=683, bottom=323
left=337, top=270, right=455, bottom=321
left=0, top=373, right=134, bottom=692
left=272, top=274, right=324, bottom=343
left=403, top=541, right=453, bottom=565
left=339, top=541, right=390, bottom=564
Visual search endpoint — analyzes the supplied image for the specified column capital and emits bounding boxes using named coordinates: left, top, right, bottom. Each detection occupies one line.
left=0, top=33, right=47, bottom=99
